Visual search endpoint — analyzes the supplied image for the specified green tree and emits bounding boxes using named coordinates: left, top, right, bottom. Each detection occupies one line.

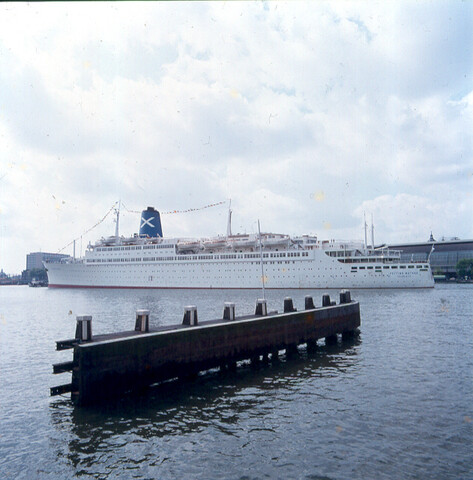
left=22, top=268, right=48, bottom=284
left=456, top=259, right=473, bottom=279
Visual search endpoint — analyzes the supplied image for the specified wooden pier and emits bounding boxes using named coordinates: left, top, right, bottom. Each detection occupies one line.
left=51, top=291, right=360, bottom=406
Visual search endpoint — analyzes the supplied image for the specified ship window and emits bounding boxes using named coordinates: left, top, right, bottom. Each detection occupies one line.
left=416, top=265, right=422, bottom=268
left=359, top=266, right=365, bottom=270
left=408, top=265, right=415, bottom=269
left=367, top=266, right=373, bottom=269
left=400, top=266, right=406, bottom=269
left=383, top=266, right=389, bottom=269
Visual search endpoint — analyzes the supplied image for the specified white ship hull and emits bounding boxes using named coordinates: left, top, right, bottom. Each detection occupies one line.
left=46, top=247, right=434, bottom=289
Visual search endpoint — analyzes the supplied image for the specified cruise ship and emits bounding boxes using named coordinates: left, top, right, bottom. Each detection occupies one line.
left=44, top=206, right=434, bottom=289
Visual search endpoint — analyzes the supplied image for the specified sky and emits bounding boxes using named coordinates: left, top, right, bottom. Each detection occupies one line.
left=0, top=1, right=472, bottom=274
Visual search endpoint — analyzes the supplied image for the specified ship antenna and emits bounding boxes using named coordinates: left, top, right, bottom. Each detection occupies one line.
left=226, top=199, right=232, bottom=237
left=258, top=219, right=266, bottom=299
left=428, top=243, right=435, bottom=262
left=114, top=200, right=121, bottom=245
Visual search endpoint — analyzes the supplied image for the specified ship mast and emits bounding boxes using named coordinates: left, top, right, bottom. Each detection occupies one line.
left=371, top=214, right=375, bottom=249
left=363, top=212, right=368, bottom=250
left=115, top=200, right=121, bottom=245
left=226, top=199, right=232, bottom=237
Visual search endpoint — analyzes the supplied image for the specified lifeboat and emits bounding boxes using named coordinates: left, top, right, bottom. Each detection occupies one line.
left=227, top=235, right=257, bottom=249
left=177, top=240, right=203, bottom=252
left=203, top=237, right=228, bottom=250
left=262, top=234, right=290, bottom=248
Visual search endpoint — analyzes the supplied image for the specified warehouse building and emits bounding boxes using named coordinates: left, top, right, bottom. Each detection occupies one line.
left=387, top=235, right=473, bottom=279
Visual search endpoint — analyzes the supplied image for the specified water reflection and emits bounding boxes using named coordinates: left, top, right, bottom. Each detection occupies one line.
left=50, top=337, right=361, bottom=473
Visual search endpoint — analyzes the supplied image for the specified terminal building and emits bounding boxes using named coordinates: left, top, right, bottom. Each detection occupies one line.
left=386, top=234, right=473, bottom=279
left=26, top=252, right=70, bottom=270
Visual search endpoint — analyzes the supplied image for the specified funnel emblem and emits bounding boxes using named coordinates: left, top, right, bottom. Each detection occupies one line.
left=141, top=216, right=155, bottom=229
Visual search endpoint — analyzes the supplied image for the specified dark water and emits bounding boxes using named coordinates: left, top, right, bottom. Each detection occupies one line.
left=0, top=285, right=472, bottom=479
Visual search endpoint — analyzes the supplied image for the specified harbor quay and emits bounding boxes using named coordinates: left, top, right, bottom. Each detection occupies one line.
left=51, top=291, right=361, bottom=406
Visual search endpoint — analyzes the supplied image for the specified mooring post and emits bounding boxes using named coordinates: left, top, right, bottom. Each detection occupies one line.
left=255, top=298, right=267, bottom=316
left=135, top=309, right=150, bottom=332
left=75, top=315, right=92, bottom=342
left=223, top=302, right=236, bottom=320
left=339, top=290, right=351, bottom=304
left=182, top=306, right=198, bottom=326
left=322, top=294, right=331, bottom=307
left=284, top=297, right=296, bottom=313
left=305, top=295, right=315, bottom=310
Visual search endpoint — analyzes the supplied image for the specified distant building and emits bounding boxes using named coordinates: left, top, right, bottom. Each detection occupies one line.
left=386, top=237, right=473, bottom=279
left=26, top=252, right=70, bottom=270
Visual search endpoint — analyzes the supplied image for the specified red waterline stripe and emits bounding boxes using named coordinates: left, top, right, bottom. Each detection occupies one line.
left=47, top=284, right=434, bottom=290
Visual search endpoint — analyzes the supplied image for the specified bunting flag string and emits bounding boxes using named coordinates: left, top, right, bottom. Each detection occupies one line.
left=58, top=202, right=118, bottom=253
left=161, top=200, right=226, bottom=214
left=122, top=200, right=227, bottom=215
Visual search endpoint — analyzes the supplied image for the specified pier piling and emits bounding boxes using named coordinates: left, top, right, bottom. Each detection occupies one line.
left=135, top=309, right=150, bottom=332
left=75, top=315, right=92, bottom=342
left=305, top=295, right=316, bottom=310
left=255, top=299, right=268, bottom=316
left=339, top=290, right=351, bottom=304
left=182, top=305, right=198, bottom=326
left=223, top=302, right=236, bottom=321
left=284, top=297, right=296, bottom=313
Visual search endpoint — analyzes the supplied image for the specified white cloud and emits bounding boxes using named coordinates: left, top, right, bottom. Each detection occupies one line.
left=0, top=1, right=472, bottom=274
left=354, top=192, right=473, bottom=244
